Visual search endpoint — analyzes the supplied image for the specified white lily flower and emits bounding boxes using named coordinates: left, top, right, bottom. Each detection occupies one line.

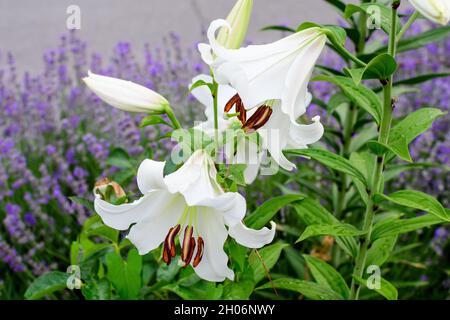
left=191, top=75, right=323, bottom=174
left=199, top=19, right=327, bottom=123
left=409, top=0, right=450, bottom=25
left=83, top=71, right=169, bottom=113
left=94, top=149, right=276, bottom=282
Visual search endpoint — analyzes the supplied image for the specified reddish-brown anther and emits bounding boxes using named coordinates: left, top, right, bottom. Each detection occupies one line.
left=168, top=224, right=180, bottom=258
left=181, top=226, right=194, bottom=262
left=162, top=228, right=173, bottom=265
left=225, top=94, right=247, bottom=124
left=193, top=237, right=204, bottom=268
left=242, top=106, right=273, bottom=133
left=183, top=238, right=196, bottom=268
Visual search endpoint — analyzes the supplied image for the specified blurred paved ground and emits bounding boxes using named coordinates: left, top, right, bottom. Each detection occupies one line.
left=0, top=0, right=341, bottom=73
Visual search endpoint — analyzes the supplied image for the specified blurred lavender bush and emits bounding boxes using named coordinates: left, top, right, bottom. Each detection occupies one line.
left=0, top=15, right=448, bottom=298
left=0, top=31, right=206, bottom=298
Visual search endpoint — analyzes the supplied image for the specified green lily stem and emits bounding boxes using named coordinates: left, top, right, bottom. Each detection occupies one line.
left=349, top=0, right=400, bottom=300
left=357, top=12, right=368, bottom=54
left=165, top=106, right=182, bottom=130
left=396, top=11, right=419, bottom=43
left=328, top=34, right=367, bottom=68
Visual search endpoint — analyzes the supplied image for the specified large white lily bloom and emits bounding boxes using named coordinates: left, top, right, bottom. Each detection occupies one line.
left=199, top=19, right=327, bottom=123
left=94, top=149, right=276, bottom=282
left=191, top=74, right=324, bottom=174
left=83, top=71, right=169, bottom=113
left=409, top=0, right=450, bottom=25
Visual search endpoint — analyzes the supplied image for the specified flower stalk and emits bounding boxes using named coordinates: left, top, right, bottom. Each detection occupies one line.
left=350, top=0, right=401, bottom=300
left=164, top=105, right=182, bottom=130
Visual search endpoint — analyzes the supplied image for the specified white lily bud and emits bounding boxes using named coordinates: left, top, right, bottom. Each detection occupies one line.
left=83, top=71, right=169, bottom=113
left=409, top=0, right=450, bottom=25
left=217, top=0, right=253, bottom=49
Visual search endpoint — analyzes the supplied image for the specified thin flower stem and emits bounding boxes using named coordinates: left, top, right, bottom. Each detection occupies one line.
left=396, top=11, right=419, bottom=43
left=357, top=11, right=368, bottom=54
left=350, top=0, right=401, bottom=300
left=328, top=34, right=368, bottom=68
left=165, top=105, right=182, bottom=130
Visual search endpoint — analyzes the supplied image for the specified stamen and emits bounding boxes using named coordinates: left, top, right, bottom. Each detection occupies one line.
left=193, top=237, right=204, bottom=268
left=181, top=226, right=194, bottom=262
left=242, top=106, right=273, bottom=133
left=168, top=224, right=181, bottom=258
left=183, top=238, right=196, bottom=268
left=236, top=97, right=247, bottom=124
left=224, top=94, right=241, bottom=113
left=163, top=227, right=173, bottom=265
left=225, top=94, right=247, bottom=125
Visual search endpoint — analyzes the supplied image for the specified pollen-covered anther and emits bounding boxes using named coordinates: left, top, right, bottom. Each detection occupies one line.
left=181, top=226, right=194, bottom=262
left=193, top=237, right=204, bottom=268
left=225, top=94, right=247, bottom=124
left=168, top=224, right=181, bottom=258
left=163, top=228, right=173, bottom=265
left=242, top=105, right=273, bottom=133
left=162, top=224, right=181, bottom=265
left=183, top=238, right=196, bottom=268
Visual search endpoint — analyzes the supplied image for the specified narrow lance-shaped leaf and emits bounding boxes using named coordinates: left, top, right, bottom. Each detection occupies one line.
left=303, top=254, right=350, bottom=299
left=345, top=54, right=398, bottom=85
left=257, top=278, right=343, bottom=300
left=353, top=275, right=398, bottom=300
left=297, top=224, right=365, bottom=242
left=260, top=25, right=296, bottom=33
left=361, top=26, right=450, bottom=60
left=285, top=148, right=368, bottom=186
left=312, top=75, right=382, bottom=123
left=245, top=194, right=303, bottom=229
left=293, top=198, right=360, bottom=258
left=387, top=108, right=446, bottom=162
left=393, top=73, right=450, bottom=86
left=371, top=214, right=445, bottom=240
left=249, top=242, right=290, bottom=283
left=374, top=190, right=450, bottom=222
left=25, top=272, right=70, bottom=300
left=365, top=236, right=397, bottom=268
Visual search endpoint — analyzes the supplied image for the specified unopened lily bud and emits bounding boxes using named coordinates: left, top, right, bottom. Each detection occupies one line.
left=409, top=0, right=450, bottom=25
left=94, top=178, right=127, bottom=202
left=217, top=0, right=253, bottom=49
left=83, top=71, right=169, bottom=113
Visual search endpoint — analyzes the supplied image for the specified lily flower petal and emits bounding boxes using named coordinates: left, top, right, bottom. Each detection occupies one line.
left=164, top=149, right=223, bottom=205
left=193, top=192, right=246, bottom=227
left=94, top=193, right=165, bottom=231
left=126, top=194, right=186, bottom=255
left=228, top=221, right=276, bottom=248
left=409, top=0, right=450, bottom=25
left=194, top=208, right=235, bottom=281
left=258, top=102, right=324, bottom=171
left=136, top=159, right=167, bottom=194
left=83, top=71, right=169, bottom=113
